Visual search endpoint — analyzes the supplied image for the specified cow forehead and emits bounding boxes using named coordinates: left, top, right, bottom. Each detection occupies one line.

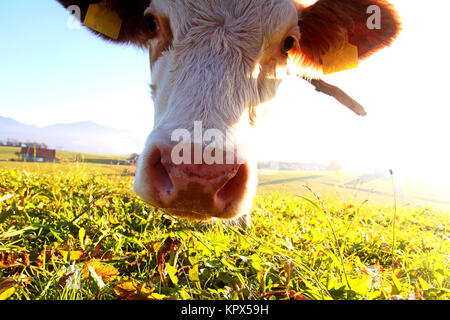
left=150, top=0, right=299, bottom=45
left=147, top=0, right=299, bottom=131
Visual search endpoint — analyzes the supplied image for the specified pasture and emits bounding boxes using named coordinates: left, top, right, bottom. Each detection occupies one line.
left=0, top=146, right=129, bottom=163
left=0, top=161, right=448, bottom=300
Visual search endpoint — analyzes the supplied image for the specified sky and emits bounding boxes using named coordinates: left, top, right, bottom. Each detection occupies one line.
left=0, top=0, right=449, bottom=187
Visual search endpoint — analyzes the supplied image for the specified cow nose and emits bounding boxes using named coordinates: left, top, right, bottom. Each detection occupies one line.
left=143, top=145, right=250, bottom=219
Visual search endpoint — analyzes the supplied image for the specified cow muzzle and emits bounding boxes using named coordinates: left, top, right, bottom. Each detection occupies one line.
left=134, top=143, right=255, bottom=221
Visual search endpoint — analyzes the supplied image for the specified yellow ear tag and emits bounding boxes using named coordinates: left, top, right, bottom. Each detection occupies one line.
left=83, top=0, right=122, bottom=40
left=322, top=42, right=359, bottom=75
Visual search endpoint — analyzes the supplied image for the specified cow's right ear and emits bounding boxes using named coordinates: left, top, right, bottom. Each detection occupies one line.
left=57, top=0, right=151, bottom=46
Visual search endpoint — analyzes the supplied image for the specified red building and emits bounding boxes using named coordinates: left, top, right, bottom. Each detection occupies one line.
left=20, top=146, right=56, bottom=162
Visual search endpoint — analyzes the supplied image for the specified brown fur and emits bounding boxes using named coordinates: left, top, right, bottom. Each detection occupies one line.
left=291, top=0, right=401, bottom=71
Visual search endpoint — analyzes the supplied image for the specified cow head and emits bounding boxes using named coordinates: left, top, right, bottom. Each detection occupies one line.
left=58, top=0, right=400, bottom=223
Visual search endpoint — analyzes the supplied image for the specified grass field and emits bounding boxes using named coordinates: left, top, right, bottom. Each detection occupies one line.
left=0, top=162, right=448, bottom=300
left=0, top=146, right=128, bottom=163
left=258, top=170, right=450, bottom=212
left=0, top=147, right=20, bottom=161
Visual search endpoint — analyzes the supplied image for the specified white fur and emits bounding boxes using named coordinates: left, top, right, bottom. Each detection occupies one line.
left=135, top=0, right=301, bottom=220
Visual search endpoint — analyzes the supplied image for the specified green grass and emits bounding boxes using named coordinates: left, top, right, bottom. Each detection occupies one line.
left=0, top=163, right=448, bottom=300
left=0, top=147, right=20, bottom=161
left=0, top=146, right=128, bottom=163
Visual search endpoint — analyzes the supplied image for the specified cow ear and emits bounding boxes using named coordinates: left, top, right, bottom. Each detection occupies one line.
left=291, top=0, right=401, bottom=74
left=57, top=0, right=151, bottom=47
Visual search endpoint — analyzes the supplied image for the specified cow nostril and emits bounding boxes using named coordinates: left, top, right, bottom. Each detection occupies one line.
left=148, top=148, right=174, bottom=197
left=216, top=164, right=249, bottom=205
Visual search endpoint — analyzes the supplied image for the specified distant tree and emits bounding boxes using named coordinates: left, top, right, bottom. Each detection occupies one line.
left=75, top=153, right=84, bottom=163
left=128, top=153, right=139, bottom=165
left=6, top=139, right=21, bottom=147
left=128, top=153, right=139, bottom=160
left=24, top=142, right=49, bottom=149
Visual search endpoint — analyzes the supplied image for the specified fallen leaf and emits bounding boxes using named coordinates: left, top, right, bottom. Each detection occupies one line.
left=114, top=281, right=166, bottom=300
left=0, top=278, right=15, bottom=291
left=292, top=292, right=312, bottom=300
left=36, top=248, right=57, bottom=268
left=81, top=259, right=119, bottom=283
left=260, top=290, right=311, bottom=300
left=0, top=252, right=30, bottom=268
left=156, top=237, right=182, bottom=285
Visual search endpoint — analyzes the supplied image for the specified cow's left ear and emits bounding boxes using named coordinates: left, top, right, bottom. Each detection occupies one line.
left=291, top=0, right=401, bottom=74
left=57, top=0, right=151, bottom=46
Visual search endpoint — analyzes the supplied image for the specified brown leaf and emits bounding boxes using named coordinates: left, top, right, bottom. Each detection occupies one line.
left=292, top=292, right=312, bottom=300
left=0, top=252, right=30, bottom=268
left=0, top=278, right=15, bottom=291
left=156, top=237, right=182, bottom=285
left=92, top=244, right=102, bottom=257
left=58, top=274, right=71, bottom=290
left=260, top=290, right=311, bottom=300
left=114, top=281, right=138, bottom=299
left=114, top=281, right=166, bottom=300
left=36, top=248, right=57, bottom=268
left=81, top=259, right=119, bottom=283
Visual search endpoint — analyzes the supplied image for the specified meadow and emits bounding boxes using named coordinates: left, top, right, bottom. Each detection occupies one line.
left=0, top=161, right=448, bottom=300
left=0, top=146, right=128, bottom=163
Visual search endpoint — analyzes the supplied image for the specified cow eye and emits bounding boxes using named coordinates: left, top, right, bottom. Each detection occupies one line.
left=282, top=36, right=296, bottom=55
left=145, top=15, right=159, bottom=37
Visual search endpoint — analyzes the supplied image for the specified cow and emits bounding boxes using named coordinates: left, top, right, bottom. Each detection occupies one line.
left=57, top=0, right=400, bottom=228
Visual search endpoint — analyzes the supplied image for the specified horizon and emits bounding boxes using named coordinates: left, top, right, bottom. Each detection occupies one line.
left=1, top=1, right=449, bottom=190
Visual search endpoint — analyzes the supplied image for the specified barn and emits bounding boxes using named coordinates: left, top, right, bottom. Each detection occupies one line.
left=20, top=146, right=57, bottom=163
